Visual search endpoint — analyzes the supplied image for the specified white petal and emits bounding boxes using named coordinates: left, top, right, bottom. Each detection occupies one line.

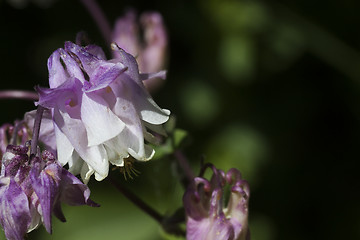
left=104, top=141, right=128, bottom=166
left=80, top=163, right=94, bottom=184
left=128, top=144, right=154, bottom=161
left=54, top=108, right=109, bottom=180
left=81, top=93, right=125, bottom=146
left=54, top=123, right=74, bottom=166
left=143, top=121, right=167, bottom=136
left=127, top=78, right=170, bottom=124
left=110, top=77, right=159, bottom=161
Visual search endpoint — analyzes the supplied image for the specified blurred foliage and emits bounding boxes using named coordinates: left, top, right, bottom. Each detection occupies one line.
left=1, top=0, right=360, bottom=240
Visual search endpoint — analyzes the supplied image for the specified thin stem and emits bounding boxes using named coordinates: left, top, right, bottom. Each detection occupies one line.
left=30, top=106, right=45, bottom=156
left=0, top=90, right=38, bottom=101
left=174, top=150, right=195, bottom=182
left=79, top=0, right=112, bottom=46
left=10, top=121, right=25, bottom=145
left=107, top=176, right=163, bottom=224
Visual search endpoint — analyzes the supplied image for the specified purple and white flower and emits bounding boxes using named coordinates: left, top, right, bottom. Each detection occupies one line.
left=35, top=41, right=170, bottom=182
left=0, top=144, right=97, bottom=240
left=183, top=165, right=250, bottom=240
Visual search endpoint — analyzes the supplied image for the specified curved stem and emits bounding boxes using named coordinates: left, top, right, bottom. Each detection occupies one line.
left=0, top=90, right=38, bottom=101
left=10, top=121, right=25, bottom=145
left=174, top=150, right=195, bottom=182
left=107, top=176, right=163, bottom=223
left=79, top=0, right=112, bottom=46
left=30, top=106, right=45, bottom=156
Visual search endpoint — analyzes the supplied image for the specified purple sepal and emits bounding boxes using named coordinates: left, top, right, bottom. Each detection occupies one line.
left=84, top=44, right=106, bottom=60
left=36, top=77, right=83, bottom=109
left=82, top=63, right=127, bottom=92
left=59, top=168, right=100, bottom=207
left=30, top=161, right=61, bottom=233
left=48, top=48, right=85, bottom=88
left=0, top=177, right=31, bottom=240
left=111, top=45, right=141, bottom=84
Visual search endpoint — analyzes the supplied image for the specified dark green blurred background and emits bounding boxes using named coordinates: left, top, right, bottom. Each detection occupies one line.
left=1, top=0, right=359, bottom=239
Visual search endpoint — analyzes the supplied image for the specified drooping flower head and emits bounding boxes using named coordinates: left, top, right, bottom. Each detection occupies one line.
left=183, top=165, right=250, bottom=240
left=0, top=144, right=98, bottom=240
left=36, top=41, right=170, bottom=182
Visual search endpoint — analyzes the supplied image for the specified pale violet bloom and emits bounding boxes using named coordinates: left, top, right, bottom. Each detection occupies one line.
left=35, top=42, right=170, bottom=182
left=0, top=144, right=97, bottom=240
left=183, top=165, right=250, bottom=240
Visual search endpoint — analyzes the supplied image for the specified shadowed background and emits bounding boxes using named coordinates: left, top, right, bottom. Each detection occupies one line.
left=0, top=0, right=359, bottom=239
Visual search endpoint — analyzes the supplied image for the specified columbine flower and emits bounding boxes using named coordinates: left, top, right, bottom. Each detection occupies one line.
left=0, top=144, right=97, bottom=240
left=183, top=165, right=250, bottom=240
left=35, top=41, right=170, bottom=182
left=112, top=10, right=168, bottom=91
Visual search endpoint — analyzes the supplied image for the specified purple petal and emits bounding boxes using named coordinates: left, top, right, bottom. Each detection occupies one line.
left=36, top=77, right=83, bottom=109
left=64, top=42, right=101, bottom=76
left=110, top=44, right=141, bottom=84
left=52, top=200, right=66, bottom=222
left=30, top=162, right=61, bottom=233
left=0, top=177, right=31, bottom=240
left=48, top=48, right=85, bottom=88
left=48, top=49, right=69, bottom=88
left=84, top=44, right=107, bottom=60
left=59, top=168, right=99, bottom=207
left=186, top=213, right=235, bottom=240
left=82, top=63, right=127, bottom=92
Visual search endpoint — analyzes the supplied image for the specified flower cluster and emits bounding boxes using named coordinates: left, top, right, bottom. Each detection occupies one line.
left=0, top=4, right=253, bottom=239
left=0, top=144, right=97, bottom=240
left=35, top=41, right=170, bottom=182
left=183, top=165, right=250, bottom=240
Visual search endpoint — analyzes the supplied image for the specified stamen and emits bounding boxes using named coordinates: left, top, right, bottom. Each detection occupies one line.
left=116, top=158, right=140, bottom=180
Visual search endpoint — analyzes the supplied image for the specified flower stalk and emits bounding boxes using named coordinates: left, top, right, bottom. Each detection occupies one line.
left=30, top=106, right=45, bottom=156
left=108, top=176, right=186, bottom=236
left=0, top=90, right=38, bottom=101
